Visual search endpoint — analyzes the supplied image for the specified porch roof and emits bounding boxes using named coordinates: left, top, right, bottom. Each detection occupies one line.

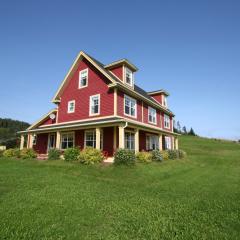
left=18, top=116, right=180, bottom=136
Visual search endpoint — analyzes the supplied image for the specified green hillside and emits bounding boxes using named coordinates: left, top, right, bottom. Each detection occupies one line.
left=0, top=118, right=30, bottom=148
left=0, top=136, right=239, bottom=239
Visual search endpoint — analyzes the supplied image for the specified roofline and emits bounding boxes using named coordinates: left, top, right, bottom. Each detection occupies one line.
left=104, top=59, right=138, bottom=71
left=148, top=90, right=170, bottom=96
left=27, top=109, right=57, bottom=130
left=108, top=83, right=175, bottom=117
left=51, top=51, right=117, bottom=103
left=18, top=117, right=179, bottom=136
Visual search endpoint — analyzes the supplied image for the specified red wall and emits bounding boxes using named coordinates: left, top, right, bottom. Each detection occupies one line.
left=40, top=117, right=56, bottom=126
left=139, top=130, right=146, bottom=151
left=58, top=58, right=114, bottom=123
left=75, top=130, right=84, bottom=149
left=117, top=90, right=142, bottom=122
left=151, top=94, right=162, bottom=104
left=110, top=66, right=123, bottom=81
left=33, top=133, right=48, bottom=154
left=103, top=127, right=114, bottom=156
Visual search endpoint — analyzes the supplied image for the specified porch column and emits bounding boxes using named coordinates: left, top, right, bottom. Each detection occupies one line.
left=175, top=137, right=179, bottom=150
left=20, top=134, right=24, bottom=150
left=159, top=134, right=163, bottom=151
left=113, top=126, right=117, bottom=150
left=28, top=134, right=33, bottom=149
left=118, top=125, right=124, bottom=149
left=172, top=136, right=175, bottom=150
left=56, top=131, right=61, bottom=149
left=96, top=127, right=101, bottom=150
left=134, top=128, right=139, bottom=153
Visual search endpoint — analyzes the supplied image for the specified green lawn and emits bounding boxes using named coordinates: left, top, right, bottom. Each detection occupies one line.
left=0, top=136, right=240, bottom=240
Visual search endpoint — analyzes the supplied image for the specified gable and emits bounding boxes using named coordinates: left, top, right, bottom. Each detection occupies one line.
left=52, top=51, right=117, bottom=103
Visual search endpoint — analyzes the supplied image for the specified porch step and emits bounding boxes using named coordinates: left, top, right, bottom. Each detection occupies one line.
left=104, top=157, right=114, bottom=163
left=37, top=154, right=48, bottom=160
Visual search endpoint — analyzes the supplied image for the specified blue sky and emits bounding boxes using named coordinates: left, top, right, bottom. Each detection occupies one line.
left=0, top=0, right=240, bottom=140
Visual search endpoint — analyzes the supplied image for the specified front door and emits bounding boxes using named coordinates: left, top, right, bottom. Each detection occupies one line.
left=48, top=133, right=56, bottom=151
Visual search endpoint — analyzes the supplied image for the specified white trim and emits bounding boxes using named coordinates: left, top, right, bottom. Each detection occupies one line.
left=124, top=94, right=137, bottom=118
left=148, top=106, right=157, bottom=125
left=124, top=67, right=134, bottom=88
left=78, top=68, right=88, bottom=89
left=47, top=133, right=56, bottom=150
left=84, top=129, right=103, bottom=149
left=89, top=94, right=100, bottom=116
left=60, top=131, right=75, bottom=150
left=164, top=114, right=170, bottom=129
left=67, top=100, right=75, bottom=113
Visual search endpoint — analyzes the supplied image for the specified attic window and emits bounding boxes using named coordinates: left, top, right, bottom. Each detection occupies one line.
left=125, top=67, right=133, bottom=87
left=79, top=68, right=88, bottom=88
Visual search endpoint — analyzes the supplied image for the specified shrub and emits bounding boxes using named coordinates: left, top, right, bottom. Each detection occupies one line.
left=151, top=150, right=163, bottom=162
left=178, top=149, right=187, bottom=159
left=63, top=147, right=80, bottom=161
left=160, top=151, right=169, bottom=161
left=20, top=148, right=37, bottom=159
left=114, top=149, right=136, bottom=165
left=3, top=148, right=20, bottom=158
left=79, top=147, right=104, bottom=165
left=136, top=151, right=152, bottom=163
left=167, top=150, right=178, bottom=160
left=48, top=148, right=61, bottom=160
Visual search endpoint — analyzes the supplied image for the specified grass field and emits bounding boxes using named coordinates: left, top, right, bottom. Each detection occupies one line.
left=0, top=136, right=240, bottom=240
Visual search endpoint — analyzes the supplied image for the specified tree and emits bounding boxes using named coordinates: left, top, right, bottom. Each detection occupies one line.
left=182, top=126, right=187, bottom=135
left=177, top=121, right=181, bottom=133
left=188, top=127, right=196, bottom=136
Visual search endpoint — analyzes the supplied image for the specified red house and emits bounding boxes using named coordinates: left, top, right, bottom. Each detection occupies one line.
left=19, top=51, right=179, bottom=158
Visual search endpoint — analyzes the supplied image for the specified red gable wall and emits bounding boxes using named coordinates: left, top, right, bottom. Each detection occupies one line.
left=57, top=58, right=114, bottom=123
left=109, top=66, right=123, bottom=81
left=151, top=94, right=162, bottom=104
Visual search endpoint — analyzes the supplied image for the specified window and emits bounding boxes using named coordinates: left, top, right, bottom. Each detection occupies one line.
left=165, top=136, right=171, bottom=150
left=164, top=114, right=170, bottom=129
left=61, top=133, right=74, bottom=149
left=125, top=131, right=135, bottom=150
left=90, top=94, right=100, bottom=116
left=79, top=68, right=88, bottom=88
left=67, top=100, right=75, bottom=113
left=148, top=107, right=157, bottom=124
left=125, top=67, right=133, bottom=86
left=32, top=135, right=37, bottom=145
left=163, top=96, right=167, bottom=107
left=124, top=95, right=137, bottom=118
left=84, top=130, right=103, bottom=149
left=146, top=135, right=159, bottom=150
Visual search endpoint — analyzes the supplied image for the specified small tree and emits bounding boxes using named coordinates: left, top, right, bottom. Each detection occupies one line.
left=182, top=126, right=187, bottom=135
left=188, top=127, right=196, bottom=136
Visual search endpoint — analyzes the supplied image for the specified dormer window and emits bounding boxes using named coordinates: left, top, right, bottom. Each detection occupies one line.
left=125, top=67, right=133, bottom=87
left=79, top=68, right=88, bottom=88
left=162, top=95, right=168, bottom=107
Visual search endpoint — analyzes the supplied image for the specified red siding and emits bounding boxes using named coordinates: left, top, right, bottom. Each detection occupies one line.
left=40, top=117, right=56, bottom=126
left=33, top=133, right=48, bottom=154
left=117, top=90, right=142, bottom=122
left=58, top=58, right=114, bottom=123
left=110, top=66, right=123, bottom=81
left=139, top=130, right=146, bottom=151
left=103, top=127, right=114, bottom=156
left=75, top=130, right=84, bottom=149
left=151, top=94, right=162, bottom=104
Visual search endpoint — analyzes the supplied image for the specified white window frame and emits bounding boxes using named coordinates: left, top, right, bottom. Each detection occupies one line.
left=89, top=94, right=100, bottom=116
left=165, top=136, right=171, bottom=150
left=67, top=100, right=75, bottom=113
left=124, top=94, right=137, bottom=118
left=32, top=134, right=37, bottom=145
left=60, top=132, right=75, bottom=150
left=84, top=130, right=103, bottom=149
left=124, top=130, right=135, bottom=150
left=125, top=67, right=134, bottom=87
left=146, top=134, right=159, bottom=151
left=162, top=95, right=168, bottom=108
left=79, top=68, right=88, bottom=89
left=148, top=107, right=157, bottom=125
left=164, top=114, right=170, bottom=129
